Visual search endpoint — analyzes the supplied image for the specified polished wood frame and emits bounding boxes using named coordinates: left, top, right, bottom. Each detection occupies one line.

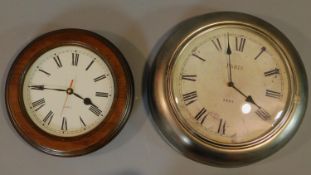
left=5, top=29, right=134, bottom=156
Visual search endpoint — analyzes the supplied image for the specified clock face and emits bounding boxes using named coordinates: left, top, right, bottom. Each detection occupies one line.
left=6, top=29, right=134, bottom=156
left=170, top=26, right=290, bottom=144
left=22, top=45, right=115, bottom=137
left=150, top=12, right=307, bottom=166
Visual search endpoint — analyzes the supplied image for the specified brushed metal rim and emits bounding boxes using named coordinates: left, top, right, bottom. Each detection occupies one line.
left=148, top=12, right=308, bottom=166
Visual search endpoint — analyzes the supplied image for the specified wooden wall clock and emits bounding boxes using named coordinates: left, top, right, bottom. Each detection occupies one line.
left=5, top=29, right=134, bottom=156
left=148, top=12, right=308, bottom=166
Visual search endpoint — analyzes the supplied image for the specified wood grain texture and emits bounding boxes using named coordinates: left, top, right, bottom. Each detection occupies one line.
left=5, top=29, right=134, bottom=156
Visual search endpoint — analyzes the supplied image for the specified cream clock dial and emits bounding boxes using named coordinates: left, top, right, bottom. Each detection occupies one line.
left=172, top=28, right=289, bottom=144
left=149, top=12, right=308, bottom=166
left=6, top=29, right=134, bottom=156
left=23, top=45, right=115, bottom=137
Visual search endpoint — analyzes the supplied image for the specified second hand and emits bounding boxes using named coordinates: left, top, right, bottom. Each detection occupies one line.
left=60, top=80, right=74, bottom=117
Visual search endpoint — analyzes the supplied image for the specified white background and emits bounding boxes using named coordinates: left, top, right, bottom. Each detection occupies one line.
left=0, top=0, right=310, bottom=174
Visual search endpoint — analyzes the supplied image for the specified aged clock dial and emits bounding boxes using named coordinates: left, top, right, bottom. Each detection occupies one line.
left=6, top=29, right=134, bottom=156
left=149, top=12, right=308, bottom=166
left=172, top=28, right=289, bottom=144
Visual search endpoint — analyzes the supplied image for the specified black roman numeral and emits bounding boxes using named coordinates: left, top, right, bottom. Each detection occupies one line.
left=38, top=68, right=51, bottom=76
left=89, top=105, right=102, bottom=116
left=94, top=74, right=106, bottom=82
left=264, top=68, right=280, bottom=77
left=72, top=52, right=79, bottom=66
left=235, top=37, right=246, bottom=52
left=255, top=108, right=271, bottom=120
left=61, top=117, right=67, bottom=131
left=85, top=59, right=95, bottom=71
left=181, top=74, right=197, bottom=81
left=266, top=89, right=282, bottom=99
left=43, top=110, right=54, bottom=125
left=254, top=47, right=266, bottom=60
left=80, top=116, right=87, bottom=128
left=53, top=55, right=62, bottom=68
left=192, top=53, right=206, bottom=61
left=32, top=98, right=45, bottom=111
left=217, top=119, right=226, bottom=135
left=211, top=38, right=222, bottom=51
left=96, top=92, right=109, bottom=97
left=183, top=91, right=197, bottom=105
left=194, top=107, right=207, bottom=124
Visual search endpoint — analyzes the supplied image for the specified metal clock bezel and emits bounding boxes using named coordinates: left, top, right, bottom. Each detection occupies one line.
left=148, top=12, right=308, bottom=166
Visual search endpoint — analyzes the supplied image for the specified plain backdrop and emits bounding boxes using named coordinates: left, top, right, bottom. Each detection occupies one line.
left=0, top=0, right=310, bottom=174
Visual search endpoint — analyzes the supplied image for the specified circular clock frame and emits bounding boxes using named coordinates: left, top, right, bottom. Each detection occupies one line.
left=6, top=29, right=134, bottom=156
left=148, top=12, right=308, bottom=166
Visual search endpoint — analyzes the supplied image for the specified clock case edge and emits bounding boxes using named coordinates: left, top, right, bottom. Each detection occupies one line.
left=148, top=12, right=308, bottom=167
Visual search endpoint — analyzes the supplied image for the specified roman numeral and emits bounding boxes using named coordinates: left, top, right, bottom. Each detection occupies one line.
left=255, top=108, right=271, bottom=120
left=53, top=55, right=62, bottom=68
left=43, top=110, right=54, bottom=125
left=183, top=91, right=197, bottom=105
left=85, top=59, right=95, bottom=71
left=192, top=53, right=206, bottom=61
left=80, top=116, right=87, bottom=128
left=217, top=119, right=226, bottom=135
left=211, top=38, right=222, bottom=51
left=29, top=85, right=44, bottom=90
left=254, top=47, right=266, bottom=60
left=266, top=89, right=282, bottom=99
left=38, top=68, right=51, bottom=76
left=264, top=68, right=280, bottom=77
left=32, top=98, right=45, bottom=111
left=61, top=117, right=67, bottom=131
left=89, top=105, right=102, bottom=116
left=72, top=52, right=79, bottom=66
left=94, top=74, right=106, bottom=82
left=235, top=37, right=246, bottom=52
left=194, top=107, right=207, bottom=124
left=96, top=92, right=109, bottom=97
left=181, top=74, right=197, bottom=81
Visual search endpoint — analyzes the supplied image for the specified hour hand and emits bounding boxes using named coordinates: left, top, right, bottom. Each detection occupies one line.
left=72, top=91, right=98, bottom=108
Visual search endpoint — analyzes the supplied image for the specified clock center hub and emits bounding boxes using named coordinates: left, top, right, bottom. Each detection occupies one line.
left=66, top=88, right=73, bottom=95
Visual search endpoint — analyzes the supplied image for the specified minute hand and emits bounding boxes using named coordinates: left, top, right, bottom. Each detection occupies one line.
left=29, top=85, right=66, bottom=92
left=226, top=33, right=233, bottom=83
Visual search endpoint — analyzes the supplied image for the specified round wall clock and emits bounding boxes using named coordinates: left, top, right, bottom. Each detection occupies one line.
left=6, top=29, right=134, bottom=156
left=148, top=12, right=308, bottom=166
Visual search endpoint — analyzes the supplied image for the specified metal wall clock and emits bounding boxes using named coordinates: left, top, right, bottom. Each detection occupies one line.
left=6, top=29, right=134, bottom=156
left=148, top=12, right=308, bottom=166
